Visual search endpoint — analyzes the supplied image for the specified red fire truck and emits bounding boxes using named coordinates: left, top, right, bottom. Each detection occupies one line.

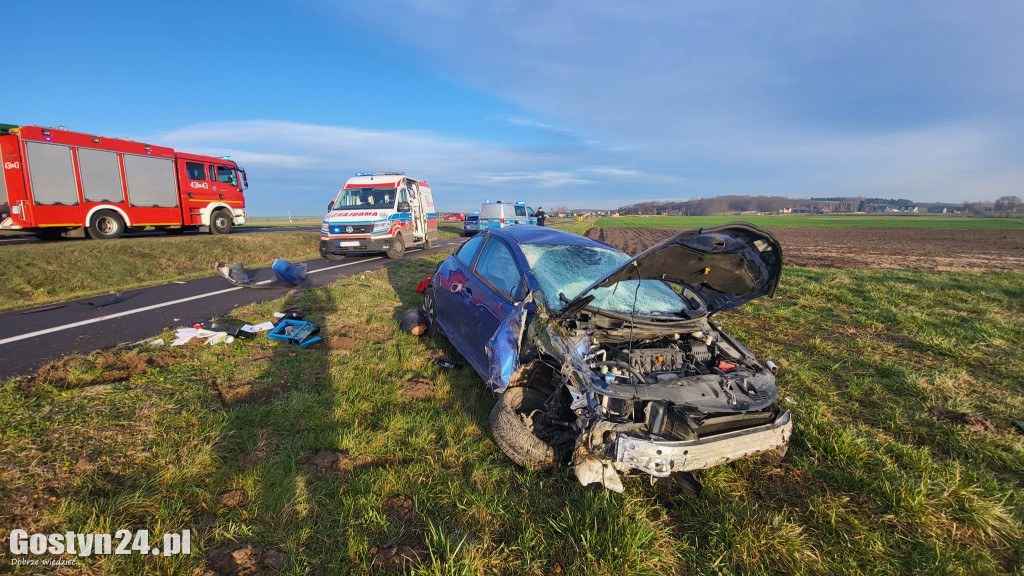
left=0, top=124, right=247, bottom=239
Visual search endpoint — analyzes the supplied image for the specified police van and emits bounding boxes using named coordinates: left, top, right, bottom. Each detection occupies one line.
left=462, top=201, right=536, bottom=235
left=321, top=172, right=437, bottom=260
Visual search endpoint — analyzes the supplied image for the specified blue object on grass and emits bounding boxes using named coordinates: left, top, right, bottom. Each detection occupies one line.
left=267, top=319, right=322, bottom=348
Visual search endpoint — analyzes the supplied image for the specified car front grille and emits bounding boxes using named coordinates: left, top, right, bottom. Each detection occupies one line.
left=328, top=223, right=374, bottom=234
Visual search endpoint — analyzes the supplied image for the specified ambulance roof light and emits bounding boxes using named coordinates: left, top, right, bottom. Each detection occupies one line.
left=354, top=171, right=405, bottom=177
left=516, top=201, right=526, bottom=205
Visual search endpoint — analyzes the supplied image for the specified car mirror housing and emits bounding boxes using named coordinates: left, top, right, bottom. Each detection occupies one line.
left=326, top=200, right=334, bottom=211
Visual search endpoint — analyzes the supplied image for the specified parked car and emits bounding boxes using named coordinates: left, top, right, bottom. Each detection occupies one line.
left=420, top=223, right=791, bottom=493
left=444, top=213, right=465, bottom=221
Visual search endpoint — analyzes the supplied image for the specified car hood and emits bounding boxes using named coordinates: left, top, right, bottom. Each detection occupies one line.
left=566, top=222, right=783, bottom=315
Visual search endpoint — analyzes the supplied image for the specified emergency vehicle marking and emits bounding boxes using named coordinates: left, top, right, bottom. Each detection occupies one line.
left=189, top=181, right=209, bottom=190
left=4, top=161, right=19, bottom=170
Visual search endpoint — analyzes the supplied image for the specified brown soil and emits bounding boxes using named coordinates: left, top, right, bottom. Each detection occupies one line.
left=27, top=349, right=177, bottom=389
left=298, top=450, right=399, bottom=480
left=370, top=543, right=422, bottom=572
left=217, top=382, right=285, bottom=407
left=585, top=226, right=1024, bottom=271
left=930, top=407, right=998, bottom=435
left=400, top=378, right=436, bottom=400
left=206, top=542, right=288, bottom=576
left=383, top=494, right=416, bottom=524
left=217, top=489, right=247, bottom=508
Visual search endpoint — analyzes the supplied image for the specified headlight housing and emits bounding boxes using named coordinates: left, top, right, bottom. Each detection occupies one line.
left=373, top=220, right=390, bottom=232
left=321, top=223, right=329, bottom=234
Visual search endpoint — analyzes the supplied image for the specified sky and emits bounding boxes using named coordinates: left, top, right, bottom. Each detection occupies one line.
left=4, top=1, right=1022, bottom=214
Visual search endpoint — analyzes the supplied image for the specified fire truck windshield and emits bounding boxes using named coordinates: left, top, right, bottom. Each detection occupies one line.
left=332, top=186, right=397, bottom=210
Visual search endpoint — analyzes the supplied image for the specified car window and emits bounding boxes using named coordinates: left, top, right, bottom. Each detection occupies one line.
left=456, top=234, right=485, bottom=265
left=527, top=207, right=535, bottom=216
left=216, top=166, right=238, bottom=186
left=475, top=238, right=522, bottom=299
left=514, top=206, right=526, bottom=217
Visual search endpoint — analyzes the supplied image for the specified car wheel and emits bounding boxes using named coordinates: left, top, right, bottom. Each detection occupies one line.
left=210, top=210, right=232, bottom=234
left=87, top=210, right=125, bottom=240
left=490, top=387, right=570, bottom=471
left=421, top=285, right=440, bottom=337
left=386, top=234, right=405, bottom=259
left=422, top=237, right=432, bottom=250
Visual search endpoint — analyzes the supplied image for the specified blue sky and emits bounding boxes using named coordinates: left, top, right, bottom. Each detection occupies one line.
left=4, top=1, right=1021, bottom=214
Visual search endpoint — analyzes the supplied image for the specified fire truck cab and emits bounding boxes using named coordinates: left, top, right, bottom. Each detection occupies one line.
left=320, top=172, right=437, bottom=260
left=0, top=124, right=247, bottom=239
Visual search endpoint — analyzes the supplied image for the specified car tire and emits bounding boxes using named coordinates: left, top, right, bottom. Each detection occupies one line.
left=210, top=210, right=232, bottom=234
left=490, top=387, right=564, bottom=471
left=87, top=210, right=125, bottom=240
left=421, top=284, right=440, bottom=337
left=422, top=237, right=432, bottom=250
left=386, top=234, right=405, bottom=259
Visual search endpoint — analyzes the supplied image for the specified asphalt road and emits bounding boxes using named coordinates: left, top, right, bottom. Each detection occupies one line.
left=0, top=225, right=320, bottom=246
left=0, top=238, right=464, bottom=379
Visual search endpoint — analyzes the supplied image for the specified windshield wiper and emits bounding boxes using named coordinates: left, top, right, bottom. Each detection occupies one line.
left=557, top=291, right=595, bottom=319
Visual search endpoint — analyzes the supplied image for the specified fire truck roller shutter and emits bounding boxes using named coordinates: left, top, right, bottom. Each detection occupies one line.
left=77, top=148, right=125, bottom=203
left=123, top=154, right=178, bottom=208
left=25, top=142, right=79, bottom=206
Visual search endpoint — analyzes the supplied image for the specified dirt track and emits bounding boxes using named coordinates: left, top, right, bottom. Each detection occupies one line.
left=584, top=226, right=1024, bottom=271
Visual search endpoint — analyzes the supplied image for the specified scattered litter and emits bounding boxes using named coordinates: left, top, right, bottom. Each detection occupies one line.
left=171, top=281, right=187, bottom=284
left=273, top=259, right=308, bottom=285
left=172, top=327, right=233, bottom=346
left=216, top=261, right=257, bottom=287
left=173, top=318, right=180, bottom=322
left=399, top=309, right=429, bottom=336
left=20, top=303, right=66, bottom=314
left=209, top=322, right=241, bottom=337
left=241, top=321, right=275, bottom=334
left=784, top=396, right=796, bottom=405
left=148, top=339, right=164, bottom=347
left=268, top=319, right=322, bottom=348
left=431, top=358, right=462, bottom=370
left=86, top=291, right=136, bottom=308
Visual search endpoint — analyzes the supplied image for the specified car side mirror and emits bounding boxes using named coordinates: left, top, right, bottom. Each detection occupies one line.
left=513, top=281, right=529, bottom=302
left=397, top=201, right=412, bottom=213
left=327, top=200, right=334, bottom=211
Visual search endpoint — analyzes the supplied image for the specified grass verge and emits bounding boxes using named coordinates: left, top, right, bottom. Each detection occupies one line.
left=1, top=251, right=1021, bottom=574
left=596, top=215, right=1024, bottom=230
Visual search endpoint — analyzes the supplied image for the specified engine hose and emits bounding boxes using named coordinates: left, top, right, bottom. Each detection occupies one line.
left=590, top=360, right=647, bottom=384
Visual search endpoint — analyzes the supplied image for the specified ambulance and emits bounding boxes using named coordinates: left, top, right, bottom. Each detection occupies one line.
left=320, top=172, right=437, bottom=260
left=463, top=200, right=536, bottom=235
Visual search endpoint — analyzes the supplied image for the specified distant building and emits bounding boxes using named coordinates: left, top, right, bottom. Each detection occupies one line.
left=927, top=206, right=947, bottom=214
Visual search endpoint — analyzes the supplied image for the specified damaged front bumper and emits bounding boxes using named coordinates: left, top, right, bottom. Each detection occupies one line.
left=615, top=409, right=792, bottom=477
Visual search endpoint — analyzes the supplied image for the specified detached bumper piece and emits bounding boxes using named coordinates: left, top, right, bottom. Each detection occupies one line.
left=615, top=410, right=792, bottom=477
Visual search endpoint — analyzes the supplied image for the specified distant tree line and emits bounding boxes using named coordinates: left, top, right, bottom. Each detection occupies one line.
left=617, top=195, right=1022, bottom=217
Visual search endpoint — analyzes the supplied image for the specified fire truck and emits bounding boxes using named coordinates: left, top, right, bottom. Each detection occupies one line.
left=0, top=124, right=247, bottom=239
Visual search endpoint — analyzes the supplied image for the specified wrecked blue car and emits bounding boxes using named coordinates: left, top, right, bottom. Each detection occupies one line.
left=421, top=224, right=792, bottom=492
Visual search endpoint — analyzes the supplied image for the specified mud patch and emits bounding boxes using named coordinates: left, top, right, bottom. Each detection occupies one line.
left=400, top=378, right=436, bottom=400
left=217, top=489, right=246, bottom=508
left=299, top=450, right=398, bottom=480
left=585, top=226, right=1024, bottom=272
left=327, top=335, right=363, bottom=353
left=27, top=350, right=177, bottom=389
left=382, top=494, right=416, bottom=524
left=370, top=543, right=422, bottom=572
left=207, top=542, right=288, bottom=576
left=218, top=382, right=286, bottom=407
left=237, top=428, right=276, bottom=470
left=930, top=407, right=997, bottom=435
left=424, top=349, right=448, bottom=361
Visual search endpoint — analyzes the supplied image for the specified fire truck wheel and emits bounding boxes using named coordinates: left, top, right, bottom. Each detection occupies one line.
left=386, top=234, right=406, bottom=260
left=87, top=211, right=125, bottom=240
left=210, top=210, right=233, bottom=235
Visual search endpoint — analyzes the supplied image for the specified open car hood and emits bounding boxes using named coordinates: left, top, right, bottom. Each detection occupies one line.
left=566, top=222, right=783, bottom=315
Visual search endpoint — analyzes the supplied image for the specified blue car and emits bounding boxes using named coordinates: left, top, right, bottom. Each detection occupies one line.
left=421, top=224, right=792, bottom=493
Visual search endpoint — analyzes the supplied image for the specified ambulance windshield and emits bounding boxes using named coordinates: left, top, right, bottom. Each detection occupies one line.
left=332, top=186, right=397, bottom=210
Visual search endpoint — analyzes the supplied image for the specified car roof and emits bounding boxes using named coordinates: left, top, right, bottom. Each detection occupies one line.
left=492, top=226, right=613, bottom=249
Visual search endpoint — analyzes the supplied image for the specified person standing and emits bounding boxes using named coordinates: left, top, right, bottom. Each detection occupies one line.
left=536, top=206, right=547, bottom=227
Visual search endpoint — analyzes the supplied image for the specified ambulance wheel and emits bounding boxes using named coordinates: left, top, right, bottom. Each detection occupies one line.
left=386, top=234, right=406, bottom=260
left=422, top=237, right=432, bottom=250
left=87, top=210, right=125, bottom=240
left=210, top=210, right=233, bottom=235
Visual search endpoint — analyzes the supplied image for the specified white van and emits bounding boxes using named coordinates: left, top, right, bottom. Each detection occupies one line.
left=320, top=172, right=437, bottom=260
left=463, top=201, right=536, bottom=235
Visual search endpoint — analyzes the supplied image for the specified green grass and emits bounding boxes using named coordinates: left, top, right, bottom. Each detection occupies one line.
left=2, top=251, right=1021, bottom=574
left=0, top=224, right=463, bottom=313
left=597, top=215, right=1024, bottom=230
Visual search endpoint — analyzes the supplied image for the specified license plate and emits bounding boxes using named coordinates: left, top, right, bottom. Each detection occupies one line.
left=339, top=241, right=360, bottom=247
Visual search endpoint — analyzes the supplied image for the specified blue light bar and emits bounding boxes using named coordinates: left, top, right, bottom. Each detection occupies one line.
left=354, top=171, right=405, bottom=177
left=516, top=201, right=526, bottom=205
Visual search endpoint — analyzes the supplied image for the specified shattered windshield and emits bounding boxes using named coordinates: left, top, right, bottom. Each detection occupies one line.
left=332, top=187, right=396, bottom=210
left=521, top=244, right=694, bottom=315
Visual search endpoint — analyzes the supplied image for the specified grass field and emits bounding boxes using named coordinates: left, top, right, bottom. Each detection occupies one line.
left=596, top=214, right=1024, bottom=230
left=2, top=245, right=1021, bottom=574
left=0, top=224, right=463, bottom=313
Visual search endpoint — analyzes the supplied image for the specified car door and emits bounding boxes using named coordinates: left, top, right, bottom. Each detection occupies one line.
left=462, top=236, right=524, bottom=375
left=433, top=234, right=486, bottom=350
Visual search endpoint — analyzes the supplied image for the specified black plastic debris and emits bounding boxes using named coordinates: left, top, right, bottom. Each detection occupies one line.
left=1013, top=420, right=1024, bottom=435
left=86, top=291, right=136, bottom=308
left=431, top=358, right=463, bottom=370
left=20, top=303, right=66, bottom=314
left=400, top=309, right=429, bottom=336
left=216, top=262, right=258, bottom=287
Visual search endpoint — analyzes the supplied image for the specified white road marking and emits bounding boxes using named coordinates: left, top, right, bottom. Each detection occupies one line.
left=0, top=240, right=462, bottom=346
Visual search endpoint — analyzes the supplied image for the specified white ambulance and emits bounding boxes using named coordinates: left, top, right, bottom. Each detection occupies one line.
left=320, top=172, right=438, bottom=260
